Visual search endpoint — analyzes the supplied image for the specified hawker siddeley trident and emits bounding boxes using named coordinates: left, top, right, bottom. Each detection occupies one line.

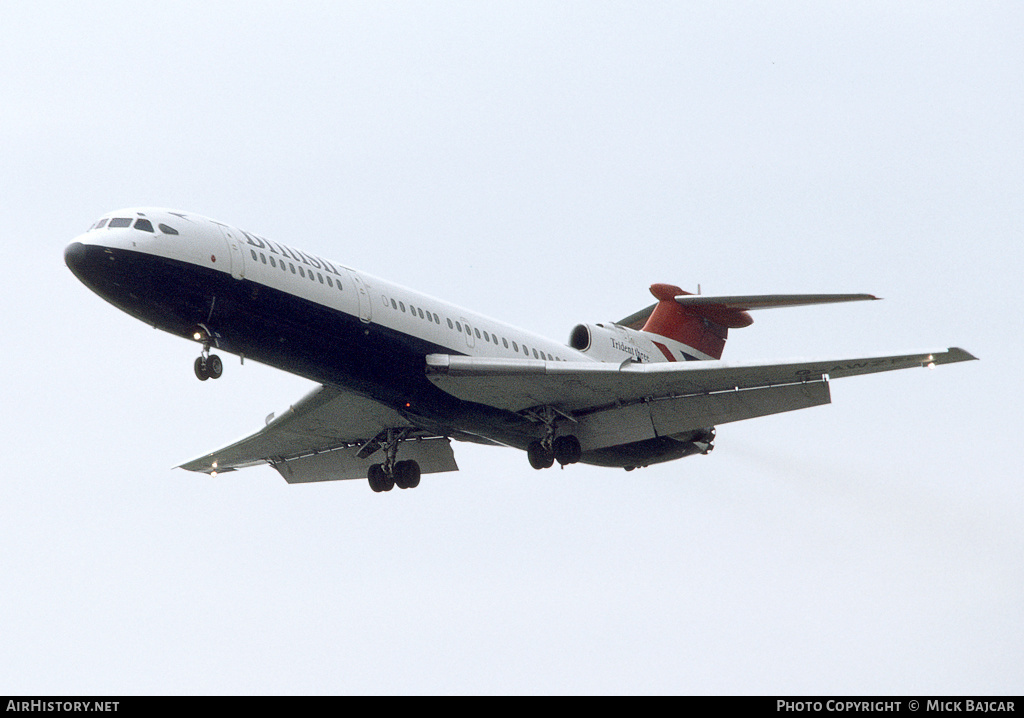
left=65, top=208, right=976, bottom=492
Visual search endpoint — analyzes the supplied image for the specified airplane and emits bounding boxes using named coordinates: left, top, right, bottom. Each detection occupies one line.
left=64, top=208, right=976, bottom=492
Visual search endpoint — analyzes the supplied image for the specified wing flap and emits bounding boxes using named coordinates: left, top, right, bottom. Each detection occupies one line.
left=272, top=437, right=458, bottom=483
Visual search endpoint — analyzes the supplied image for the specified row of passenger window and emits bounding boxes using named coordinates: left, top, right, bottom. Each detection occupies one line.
left=246, top=246, right=564, bottom=362
left=250, top=249, right=344, bottom=292
left=89, top=217, right=178, bottom=234
left=380, top=292, right=564, bottom=362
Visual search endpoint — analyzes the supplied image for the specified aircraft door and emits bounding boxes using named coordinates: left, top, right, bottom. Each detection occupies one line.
left=459, top=317, right=475, bottom=348
left=347, top=269, right=372, bottom=323
left=218, top=225, right=245, bottom=280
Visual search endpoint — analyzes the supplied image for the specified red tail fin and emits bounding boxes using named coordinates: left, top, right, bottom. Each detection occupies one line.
left=641, top=284, right=752, bottom=360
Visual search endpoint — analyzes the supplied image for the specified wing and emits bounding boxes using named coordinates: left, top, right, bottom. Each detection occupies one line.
left=178, top=385, right=458, bottom=482
left=426, top=348, right=976, bottom=450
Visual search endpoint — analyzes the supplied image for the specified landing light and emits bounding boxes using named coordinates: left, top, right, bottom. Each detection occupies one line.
left=193, top=331, right=203, bottom=341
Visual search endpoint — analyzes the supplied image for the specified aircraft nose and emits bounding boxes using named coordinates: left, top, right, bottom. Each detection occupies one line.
left=64, top=241, right=88, bottom=275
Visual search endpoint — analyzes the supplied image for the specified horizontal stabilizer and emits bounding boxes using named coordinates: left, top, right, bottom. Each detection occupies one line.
left=674, top=293, right=879, bottom=311
left=617, top=291, right=879, bottom=330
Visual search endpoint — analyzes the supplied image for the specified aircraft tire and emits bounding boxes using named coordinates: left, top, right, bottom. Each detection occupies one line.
left=553, top=435, right=582, bottom=465
left=527, top=440, right=554, bottom=470
left=394, top=460, right=421, bottom=489
left=368, top=463, right=386, bottom=492
left=194, top=357, right=209, bottom=381
left=207, top=354, right=223, bottom=379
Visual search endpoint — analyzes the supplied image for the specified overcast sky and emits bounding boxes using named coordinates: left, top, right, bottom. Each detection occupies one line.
left=2, top=1, right=1021, bottom=695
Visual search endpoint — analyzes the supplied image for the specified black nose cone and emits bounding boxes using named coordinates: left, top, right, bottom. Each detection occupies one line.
left=64, top=242, right=88, bottom=276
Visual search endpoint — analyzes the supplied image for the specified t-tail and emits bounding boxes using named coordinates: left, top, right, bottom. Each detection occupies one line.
left=570, top=284, right=879, bottom=364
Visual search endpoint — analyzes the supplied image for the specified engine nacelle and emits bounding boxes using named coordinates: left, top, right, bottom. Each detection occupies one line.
left=569, top=323, right=658, bottom=363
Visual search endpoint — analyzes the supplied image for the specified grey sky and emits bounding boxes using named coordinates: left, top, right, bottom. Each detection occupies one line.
left=2, top=1, right=1020, bottom=694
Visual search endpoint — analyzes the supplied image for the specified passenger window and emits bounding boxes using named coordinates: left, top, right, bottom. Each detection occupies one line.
left=503, top=338, right=509, bottom=349
left=134, top=219, right=154, bottom=232
left=326, top=276, right=333, bottom=287
left=456, top=322, right=462, bottom=332
left=158, top=223, right=178, bottom=235
left=474, top=328, right=481, bottom=338
left=318, top=273, right=324, bottom=283
left=251, top=250, right=258, bottom=261
left=400, top=302, right=406, bottom=312
left=109, top=218, right=132, bottom=228
left=290, top=263, right=296, bottom=273
left=391, top=299, right=398, bottom=310
left=447, top=318, right=454, bottom=329
left=532, top=349, right=539, bottom=359
left=299, top=267, right=305, bottom=278
left=512, top=341, right=518, bottom=352
left=261, top=253, right=267, bottom=264
left=270, top=257, right=276, bottom=268
left=418, top=308, right=424, bottom=319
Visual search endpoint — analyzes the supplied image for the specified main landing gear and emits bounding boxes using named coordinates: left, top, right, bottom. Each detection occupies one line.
left=368, top=460, right=421, bottom=492
left=525, top=407, right=581, bottom=470
left=192, top=324, right=223, bottom=381
left=364, top=428, right=422, bottom=492
left=528, top=435, right=582, bottom=469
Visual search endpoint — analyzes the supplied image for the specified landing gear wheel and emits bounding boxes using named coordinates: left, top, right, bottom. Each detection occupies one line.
left=394, top=460, right=421, bottom=489
left=368, top=463, right=394, bottom=492
left=206, top=354, right=223, bottom=379
left=527, top=440, right=555, bottom=470
left=553, top=435, right=582, bottom=465
left=194, top=356, right=209, bottom=381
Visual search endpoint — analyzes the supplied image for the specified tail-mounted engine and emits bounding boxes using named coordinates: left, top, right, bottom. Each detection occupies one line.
left=569, top=322, right=702, bottom=364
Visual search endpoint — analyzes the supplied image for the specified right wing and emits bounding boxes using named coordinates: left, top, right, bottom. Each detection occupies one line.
left=178, top=385, right=458, bottom=483
left=426, top=348, right=976, bottom=451
left=425, top=348, right=976, bottom=413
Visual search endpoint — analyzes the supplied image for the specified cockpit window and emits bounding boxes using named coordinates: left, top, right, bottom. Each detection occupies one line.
left=108, top=218, right=132, bottom=228
left=91, top=218, right=109, bottom=230
left=134, top=219, right=154, bottom=232
left=158, top=223, right=179, bottom=235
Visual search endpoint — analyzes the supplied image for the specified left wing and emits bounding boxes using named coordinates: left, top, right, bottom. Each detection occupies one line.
left=178, top=384, right=458, bottom=482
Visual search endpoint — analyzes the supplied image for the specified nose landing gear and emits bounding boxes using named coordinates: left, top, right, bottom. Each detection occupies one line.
left=192, top=324, right=223, bottom=381
left=194, top=353, right=223, bottom=381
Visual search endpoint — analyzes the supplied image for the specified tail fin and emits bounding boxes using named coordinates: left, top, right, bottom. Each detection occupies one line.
left=637, top=284, right=879, bottom=360
left=641, top=284, right=739, bottom=360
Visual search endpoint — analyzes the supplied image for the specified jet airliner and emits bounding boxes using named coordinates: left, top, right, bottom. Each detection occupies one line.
left=64, top=208, right=976, bottom=492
